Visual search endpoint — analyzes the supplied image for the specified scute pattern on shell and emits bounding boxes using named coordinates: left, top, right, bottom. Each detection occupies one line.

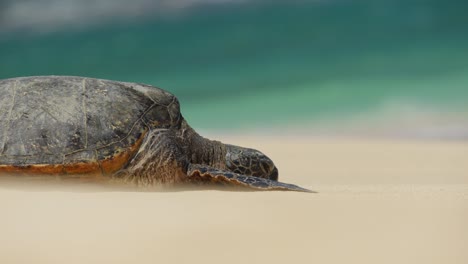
left=0, top=76, right=181, bottom=170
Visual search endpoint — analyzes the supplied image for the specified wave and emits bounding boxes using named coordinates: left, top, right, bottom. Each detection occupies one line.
left=0, top=0, right=252, bottom=32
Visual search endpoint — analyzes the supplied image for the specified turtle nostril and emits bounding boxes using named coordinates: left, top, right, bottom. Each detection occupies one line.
left=269, top=167, right=279, bottom=181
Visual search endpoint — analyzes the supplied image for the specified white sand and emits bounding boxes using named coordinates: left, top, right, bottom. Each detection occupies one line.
left=0, top=137, right=467, bottom=264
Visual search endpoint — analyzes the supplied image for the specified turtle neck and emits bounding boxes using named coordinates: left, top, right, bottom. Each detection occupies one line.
left=176, top=118, right=227, bottom=169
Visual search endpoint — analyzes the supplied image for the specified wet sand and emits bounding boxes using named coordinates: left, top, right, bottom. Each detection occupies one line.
left=0, top=137, right=467, bottom=264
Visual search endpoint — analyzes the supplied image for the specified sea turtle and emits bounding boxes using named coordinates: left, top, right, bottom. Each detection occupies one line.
left=0, top=76, right=312, bottom=192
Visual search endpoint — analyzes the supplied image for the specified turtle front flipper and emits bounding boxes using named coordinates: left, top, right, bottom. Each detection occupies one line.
left=187, top=164, right=315, bottom=193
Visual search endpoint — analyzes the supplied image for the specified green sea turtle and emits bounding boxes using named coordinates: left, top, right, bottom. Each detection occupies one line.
left=0, top=76, right=312, bottom=192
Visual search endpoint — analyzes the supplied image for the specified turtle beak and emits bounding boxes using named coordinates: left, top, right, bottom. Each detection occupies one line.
left=269, top=167, right=279, bottom=181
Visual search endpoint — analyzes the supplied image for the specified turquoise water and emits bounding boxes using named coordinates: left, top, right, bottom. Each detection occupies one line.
left=1, top=1, right=468, bottom=132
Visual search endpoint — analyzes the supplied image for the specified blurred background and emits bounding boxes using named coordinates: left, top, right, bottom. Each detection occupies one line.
left=1, top=0, right=467, bottom=138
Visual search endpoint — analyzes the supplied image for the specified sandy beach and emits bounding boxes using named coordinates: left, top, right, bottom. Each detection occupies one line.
left=0, top=136, right=467, bottom=264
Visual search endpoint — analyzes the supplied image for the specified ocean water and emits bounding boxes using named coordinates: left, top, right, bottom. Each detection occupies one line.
left=1, top=0, right=467, bottom=136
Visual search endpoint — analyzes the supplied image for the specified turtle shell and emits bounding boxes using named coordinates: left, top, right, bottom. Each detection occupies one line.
left=0, top=76, right=181, bottom=176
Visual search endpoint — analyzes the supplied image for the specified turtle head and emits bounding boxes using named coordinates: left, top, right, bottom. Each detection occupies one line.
left=225, top=145, right=278, bottom=181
